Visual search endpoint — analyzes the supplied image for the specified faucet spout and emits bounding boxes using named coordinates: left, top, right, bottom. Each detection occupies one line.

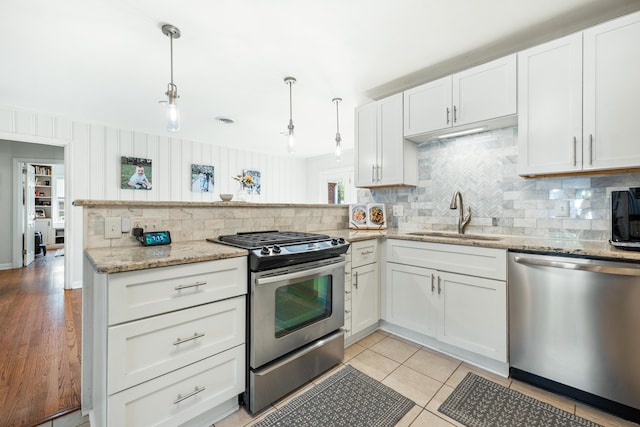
left=450, top=191, right=472, bottom=234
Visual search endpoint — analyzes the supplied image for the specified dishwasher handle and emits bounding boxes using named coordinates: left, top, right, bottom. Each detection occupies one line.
left=513, top=256, right=640, bottom=276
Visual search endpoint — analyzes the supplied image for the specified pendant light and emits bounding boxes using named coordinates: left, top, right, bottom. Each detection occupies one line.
left=284, top=77, right=297, bottom=153
left=332, top=97, right=343, bottom=162
left=161, top=24, right=181, bottom=132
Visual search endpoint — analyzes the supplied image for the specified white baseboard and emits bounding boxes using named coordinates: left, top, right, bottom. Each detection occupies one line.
left=0, top=263, right=14, bottom=270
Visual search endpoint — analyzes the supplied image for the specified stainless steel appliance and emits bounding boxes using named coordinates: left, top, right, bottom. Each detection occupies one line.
left=611, top=187, right=640, bottom=249
left=214, top=231, right=349, bottom=413
left=509, top=251, right=640, bottom=423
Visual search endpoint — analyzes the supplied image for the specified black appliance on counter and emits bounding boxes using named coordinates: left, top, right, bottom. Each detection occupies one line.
left=611, top=187, right=640, bottom=250
left=211, top=231, right=350, bottom=413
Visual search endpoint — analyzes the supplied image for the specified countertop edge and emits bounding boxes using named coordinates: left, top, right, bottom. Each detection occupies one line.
left=84, top=230, right=640, bottom=273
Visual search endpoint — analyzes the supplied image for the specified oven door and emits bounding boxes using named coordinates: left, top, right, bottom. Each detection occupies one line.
left=250, top=257, right=345, bottom=369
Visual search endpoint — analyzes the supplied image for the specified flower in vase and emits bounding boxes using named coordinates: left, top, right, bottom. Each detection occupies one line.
left=233, top=173, right=255, bottom=189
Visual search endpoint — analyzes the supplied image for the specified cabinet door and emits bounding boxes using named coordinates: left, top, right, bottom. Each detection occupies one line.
left=453, top=55, right=516, bottom=127
left=518, top=33, right=583, bottom=176
left=385, top=263, right=437, bottom=337
left=377, top=93, right=405, bottom=186
left=437, top=272, right=507, bottom=362
left=584, top=11, right=640, bottom=171
left=35, top=219, right=52, bottom=245
left=351, top=263, right=379, bottom=335
left=404, top=76, right=452, bottom=136
left=355, top=102, right=378, bottom=187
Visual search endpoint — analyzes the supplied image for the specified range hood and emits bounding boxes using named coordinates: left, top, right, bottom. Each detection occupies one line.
left=405, top=114, right=518, bottom=143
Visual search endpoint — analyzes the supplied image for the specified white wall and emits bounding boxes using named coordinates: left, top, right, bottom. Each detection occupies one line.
left=0, top=106, right=308, bottom=287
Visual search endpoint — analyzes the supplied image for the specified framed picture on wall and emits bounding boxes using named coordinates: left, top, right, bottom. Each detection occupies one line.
left=191, top=164, right=214, bottom=193
left=121, top=157, right=152, bottom=190
left=243, top=170, right=261, bottom=195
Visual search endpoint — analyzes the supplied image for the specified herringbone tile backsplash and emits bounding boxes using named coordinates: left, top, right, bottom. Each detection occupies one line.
left=359, top=127, right=640, bottom=240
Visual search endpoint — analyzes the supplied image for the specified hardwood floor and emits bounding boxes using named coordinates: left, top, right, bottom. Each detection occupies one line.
left=0, top=252, right=81, bottom=427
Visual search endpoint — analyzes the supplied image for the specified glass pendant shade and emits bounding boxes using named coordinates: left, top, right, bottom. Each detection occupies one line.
left=166, top=100, right=180, bottom=132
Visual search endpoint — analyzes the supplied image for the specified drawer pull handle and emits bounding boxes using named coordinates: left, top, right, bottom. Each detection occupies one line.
left=174, top=281, right=207, bottom=291
left=345, top=309, right=351, bottom=314
left=344, top=290, right=351, bottom=295
left=437, top=276, right=442, bottom=295
left=173, top=332, right=205, bottom=346
left=174, top=386, right=206, bottom=404
left=360, top=250, right=374, bottom=255
left=431, top=274, right=435, bottom=293
left=353, top=271, right=358, bottom=289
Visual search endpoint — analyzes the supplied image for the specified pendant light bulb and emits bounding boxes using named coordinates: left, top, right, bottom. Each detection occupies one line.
left=285, top=77, right=297, bottom=153
left=161, top=24, right=181, bottom=132
left=333, top=98, right=343, bottom=162
left=287, top=125, right=295, bottom=154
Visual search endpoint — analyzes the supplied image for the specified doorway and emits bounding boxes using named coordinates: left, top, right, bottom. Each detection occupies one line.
left=319, top=168, right=357, bottom=205
left=20, top=161, right=65, bottom=267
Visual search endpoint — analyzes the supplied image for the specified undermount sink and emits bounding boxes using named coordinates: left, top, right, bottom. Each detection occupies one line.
left=407, top=231, right=503, bottom=241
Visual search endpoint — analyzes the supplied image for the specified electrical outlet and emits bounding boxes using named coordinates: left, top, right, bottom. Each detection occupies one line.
left=105, top=217, right=122, bottom=238
left=131, top=217, right=143, bottom=230
left=554, top=200, right=570, bottom=217
left=392, top=205, right=404, bottom=216
left=130, top=216, right=162, bottom=232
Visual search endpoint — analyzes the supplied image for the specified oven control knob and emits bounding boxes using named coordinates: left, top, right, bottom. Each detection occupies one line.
left=331, top=238, right=339, bottom=245
left=260, top=246, right=270, bottom=255
left=272, top=244, right=282, bottom=254
left=338, top=238, right=346, bottom=244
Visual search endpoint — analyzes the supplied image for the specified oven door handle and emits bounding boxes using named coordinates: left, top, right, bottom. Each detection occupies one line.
left=256, top=260, right=346, bottom=285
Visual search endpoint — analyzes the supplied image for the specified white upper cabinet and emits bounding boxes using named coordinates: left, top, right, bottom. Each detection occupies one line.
left=404, top=55, right=517, bottom=140
left=404, top=76, right=452, bottom=136
left=518, top=33, right=583, bottom=175
left=355, top=93, right=417, bottom=188
left=583, top=11, right=640, bottom=171
left=452, top=55, right=517, bottom=126
left=519, top=11, right=640, bottom=176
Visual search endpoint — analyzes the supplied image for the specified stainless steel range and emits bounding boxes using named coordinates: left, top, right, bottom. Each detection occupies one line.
left=214, top=231, right=350, bottom=413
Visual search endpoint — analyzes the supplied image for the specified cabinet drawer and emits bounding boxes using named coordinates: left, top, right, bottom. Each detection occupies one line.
left=387, top=239, right=506, bottom=281
left=351, top=240, right=378, bottom=268
left=108, top=296, right=245, bottom=394
left=108, top=257, right=247, bottom=325
left=108, top=344, right=245, bottom=427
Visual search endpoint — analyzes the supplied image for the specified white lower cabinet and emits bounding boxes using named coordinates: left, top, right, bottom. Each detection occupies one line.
left=83, top=256, right=248, bottom=427
left=386, top=263, right=437, bottom=337
left=346, top=240, right=380, bottom=342
left=351, top=262, right=379, bottom=335
left=385, top=239, right=507, bottom=366
left=437, top=271, right=506, bottom=362
left=108, top=345, right=244, bottom=427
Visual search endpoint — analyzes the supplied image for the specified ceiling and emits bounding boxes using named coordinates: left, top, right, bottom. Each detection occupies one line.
left=2, top=0, right=639, bottom=158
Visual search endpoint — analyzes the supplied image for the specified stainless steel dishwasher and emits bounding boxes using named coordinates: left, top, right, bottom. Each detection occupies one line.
left=509, top=251, right=640, bottom=423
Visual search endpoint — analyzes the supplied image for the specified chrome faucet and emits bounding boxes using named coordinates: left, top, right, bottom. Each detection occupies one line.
left=450, top=191, right=471, bottom=234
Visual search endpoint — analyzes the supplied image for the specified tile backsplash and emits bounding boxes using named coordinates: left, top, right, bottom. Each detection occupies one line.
left=359, top=127, right=640, bottom=241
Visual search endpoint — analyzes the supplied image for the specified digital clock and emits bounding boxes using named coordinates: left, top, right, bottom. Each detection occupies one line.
left=140, top=231, right=172, bottom=246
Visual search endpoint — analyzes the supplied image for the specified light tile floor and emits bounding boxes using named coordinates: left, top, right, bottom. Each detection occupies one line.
left=216, top=330, right=639, bottom=427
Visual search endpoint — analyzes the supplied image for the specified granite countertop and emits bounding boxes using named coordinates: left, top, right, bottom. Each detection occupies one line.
left=85, top=241, right=248, bottom=273
left=85, top=229, right=640, bottom=274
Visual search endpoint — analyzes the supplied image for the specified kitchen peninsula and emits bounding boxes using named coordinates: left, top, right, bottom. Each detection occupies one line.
left=79, top=200, right=640, bottom=426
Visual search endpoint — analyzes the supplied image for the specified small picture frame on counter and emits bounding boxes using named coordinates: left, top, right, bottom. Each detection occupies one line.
left=349, top=203, right=386, bottom=229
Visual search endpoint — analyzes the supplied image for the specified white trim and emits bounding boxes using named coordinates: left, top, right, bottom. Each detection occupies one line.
left=0, top=263, right=13, bottom=270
